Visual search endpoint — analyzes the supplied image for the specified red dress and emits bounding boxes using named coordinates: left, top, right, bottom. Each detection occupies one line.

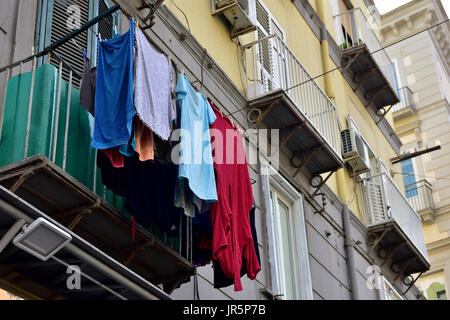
left=209, top=104, right=260, bottom=291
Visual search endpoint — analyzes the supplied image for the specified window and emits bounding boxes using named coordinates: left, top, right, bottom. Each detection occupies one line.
left=427, top=282, right=447, bottom=300
left=437, top=290, right=447, bottom=300
left=401, top=154, right=418, bottom=198
left=35, top=0, right=120, bottom=86
left=260, top=164, right=313, bottom=300
left=392, top=59, right=401, bottom=92
left=269, top=189, right=297, bottom=300
left=382, top=278, right=403, bottom=300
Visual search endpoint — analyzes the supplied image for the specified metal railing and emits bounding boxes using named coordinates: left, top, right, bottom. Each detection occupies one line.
left=360, top=172, right=428, bottom=261
left=405, top=180, right=434, bottom=213
left=243, top=34, right=342, bottom=157
left=392, top=86, right=415, bottom=113
left=0, top=51, right=190, bottom=261
left=333, top=8, right=397, bottom=95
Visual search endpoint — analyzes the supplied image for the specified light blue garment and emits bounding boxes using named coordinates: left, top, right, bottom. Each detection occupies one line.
left=175, top=74, right=217, bottom=216
left=91, top=19, right=135, bottom=150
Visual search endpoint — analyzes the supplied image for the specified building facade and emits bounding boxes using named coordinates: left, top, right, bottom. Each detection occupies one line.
left=381, top=0, right=450, bottom=300
left=0, top=0, right=433, bottom=300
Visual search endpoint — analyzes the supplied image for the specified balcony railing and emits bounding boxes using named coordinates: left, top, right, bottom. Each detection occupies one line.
left=405, top=180, right=434, bottom=214
left=333, top=8, right=397, bottom=95
left=243, top=34, right=341, bottom=157
left=360, top=172, right=428, bottom=261
left=392, top=86, right=415, bottom=113
left=0, top=52, right=191, bottom=263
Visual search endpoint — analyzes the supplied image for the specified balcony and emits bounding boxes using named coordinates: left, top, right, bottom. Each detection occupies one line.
left=0, top=54, right=194, bottom=298
left=405, top=180, right=435, bottom=222
left=333, top=8, right=399, bottom=110
left=392, top=86, right=416, bottom=120
left=243, top=34, right=344, bottom=178
left=360, top=172, right=430, bottom=278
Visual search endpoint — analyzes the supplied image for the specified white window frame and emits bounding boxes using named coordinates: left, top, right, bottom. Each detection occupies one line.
left=380, top=277, right=403, bottom=300
left=260, top=163, right=313, bottom=300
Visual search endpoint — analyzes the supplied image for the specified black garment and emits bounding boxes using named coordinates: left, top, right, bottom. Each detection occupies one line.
left=192, top=221, right=213, bottom=267
left=96, top=150, right=129, bottom=197
left=80, top=57, right=97, bottom=116
left=97, top=151, right=182, bottom=237
left=213, top=205, right=260, bottom=288
left=124, top=155, right=182, bottom=237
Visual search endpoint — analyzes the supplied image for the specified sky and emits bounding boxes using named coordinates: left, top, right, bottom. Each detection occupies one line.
left=374, top=0, right=450, bottom=16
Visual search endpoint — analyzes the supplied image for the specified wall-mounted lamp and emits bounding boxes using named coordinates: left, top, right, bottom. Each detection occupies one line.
left=13, top=218, right=72, bottom=261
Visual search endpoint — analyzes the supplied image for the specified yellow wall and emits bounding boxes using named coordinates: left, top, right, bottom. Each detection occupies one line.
left=165, top=0, right=402, bottom=220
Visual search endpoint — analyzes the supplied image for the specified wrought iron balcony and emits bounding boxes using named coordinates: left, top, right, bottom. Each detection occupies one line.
left=392, top=86, right=416, bottom=118
left=405, top=180, right=435, bottom=220
left=360, top=172, right=429, bottom=277
left=242, top=34, right=343, bottom=177
left=333, top=8, right=399, bottom=110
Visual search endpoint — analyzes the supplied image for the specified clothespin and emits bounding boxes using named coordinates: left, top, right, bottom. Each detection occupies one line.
left=168, top=55, right=172, bottom=65
left=82, top=49, right=87, bottom=60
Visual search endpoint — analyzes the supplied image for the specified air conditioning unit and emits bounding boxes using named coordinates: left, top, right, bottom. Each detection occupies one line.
left=212, top=0, right=257, bottom=38
left=341, top=128, right=371, bottom=175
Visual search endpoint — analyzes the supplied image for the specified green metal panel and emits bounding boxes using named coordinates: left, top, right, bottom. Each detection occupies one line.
left=0, top=64, right=93, bottom=186
left=0, top=63, right=180, bottom=252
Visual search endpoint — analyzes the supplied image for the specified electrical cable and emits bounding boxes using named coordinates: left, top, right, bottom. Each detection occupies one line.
left=170, top=0, right=190, bottom=32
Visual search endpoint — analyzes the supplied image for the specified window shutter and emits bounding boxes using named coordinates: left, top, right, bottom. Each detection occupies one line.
left=50, top=0, right=90, bottom=87
left=256, top=1, right=270, bottom=35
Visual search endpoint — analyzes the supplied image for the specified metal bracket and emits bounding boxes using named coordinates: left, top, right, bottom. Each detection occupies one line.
left=402, top=272, right=423, bottom=296
left=292, top=147, right=320, bottom=178
left=66, top=199, right=101, bottom=230
left=9, top=170, right=35, bottom=193
left=367, top=228, right=392, bottom=251
left=312, top=171, right=335, bottom=197
left=393, top=257, right=417, bottom=281
left=364, top=84, right=388, bottom=108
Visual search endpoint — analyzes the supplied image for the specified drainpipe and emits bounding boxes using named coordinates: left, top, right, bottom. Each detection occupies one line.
left=343, top=204, right=360, bottom=300
left=316, top=1, right=347, bottom=204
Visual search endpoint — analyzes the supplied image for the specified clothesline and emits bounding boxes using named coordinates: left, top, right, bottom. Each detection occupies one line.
left=80, top=18, right=260, bottom=292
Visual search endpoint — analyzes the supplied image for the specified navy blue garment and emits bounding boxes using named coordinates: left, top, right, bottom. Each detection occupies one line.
left=96, top=150, right=129, bottom=198
left=124, top=155, right=182, bottom=237
left=91, top=19, right=136, bottom=149
left=213, top=205, right=260, bottom=288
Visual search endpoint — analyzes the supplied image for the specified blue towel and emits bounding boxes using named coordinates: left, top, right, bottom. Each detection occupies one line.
left=91, top=19, right=136, bottom=150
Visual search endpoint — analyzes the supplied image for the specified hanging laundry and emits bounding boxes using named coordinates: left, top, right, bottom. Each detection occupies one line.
left=208, top=103, right=260, bottom=292
left=125, top=155, right=182, bottom=237
left=80, top=57, right=97, bottom=116
left=134, top=118, right=155, bottom=162
left=97, top=150, right=129, bottom=198
left=134, top=27, right=175, bottom=141
left=174, top=74, right=217, bottom=217
left=213, top=205, right=261, bottom=289
left=101, top=148, right=125, bottom=168
left=91, top=18, right=136, bottom=150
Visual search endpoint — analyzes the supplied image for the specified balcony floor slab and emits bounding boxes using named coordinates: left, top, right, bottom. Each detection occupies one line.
left=342, top=45, right=399, bottom=110
left=367, top=220, right=430, bottom=276
left=248, top=90, right=344, bottom=176
left=0, top=155, right=194, bottom=289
